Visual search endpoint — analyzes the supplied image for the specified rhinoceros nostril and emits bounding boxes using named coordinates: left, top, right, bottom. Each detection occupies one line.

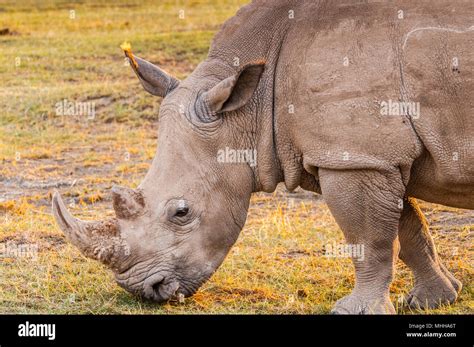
left=141, top=273, right=180, bottom=302
left=151, top=280, right=164, bottom=296
left=154, top=280, right=180, bottom=302
left=142, top=273, right=165, bottom=301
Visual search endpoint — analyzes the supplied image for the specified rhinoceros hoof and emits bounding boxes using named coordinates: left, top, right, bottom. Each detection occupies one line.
left=331, top=293, right=395, bottom=314
left=405, top=277, right=459, bottom=309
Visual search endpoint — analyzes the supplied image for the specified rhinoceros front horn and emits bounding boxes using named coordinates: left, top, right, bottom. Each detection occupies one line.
left=52, top=191, right=124, bottom=266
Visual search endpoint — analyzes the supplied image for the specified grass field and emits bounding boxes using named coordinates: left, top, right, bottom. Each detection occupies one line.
left=0, top=0, right=472, bottom=314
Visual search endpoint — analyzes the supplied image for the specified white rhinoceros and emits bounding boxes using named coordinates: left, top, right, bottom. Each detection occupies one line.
left=53, top=0, right=473, bottom=314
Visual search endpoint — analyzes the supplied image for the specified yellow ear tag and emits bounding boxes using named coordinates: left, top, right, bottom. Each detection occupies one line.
left=120, top=41, right=138, bottom=69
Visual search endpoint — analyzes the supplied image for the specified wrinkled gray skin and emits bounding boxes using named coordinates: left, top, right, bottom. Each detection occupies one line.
left=53, top=0, right=473, bottom=313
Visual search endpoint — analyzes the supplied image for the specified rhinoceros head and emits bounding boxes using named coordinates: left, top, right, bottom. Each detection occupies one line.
left=52, top=51, right=266, bottom=302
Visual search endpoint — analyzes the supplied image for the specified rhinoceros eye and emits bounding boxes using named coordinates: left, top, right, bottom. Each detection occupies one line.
left=169, top=199, right=191, bottom=222
left=175, top=205, right=189, bottom=217
left=166, top=199, right=194, bottom=226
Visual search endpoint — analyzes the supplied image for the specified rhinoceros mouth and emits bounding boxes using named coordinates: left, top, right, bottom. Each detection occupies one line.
left=115, top=273, right=175, bottom=302
left=116, top=267, right=198, bottom=303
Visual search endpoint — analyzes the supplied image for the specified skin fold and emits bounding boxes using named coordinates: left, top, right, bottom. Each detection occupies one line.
left=52, top=0, right=473, bottom=314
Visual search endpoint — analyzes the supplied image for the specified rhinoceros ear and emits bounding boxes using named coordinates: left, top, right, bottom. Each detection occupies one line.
left=202, top=61, right=265, bottom=114
left=122, top=44, right=180, bottom=97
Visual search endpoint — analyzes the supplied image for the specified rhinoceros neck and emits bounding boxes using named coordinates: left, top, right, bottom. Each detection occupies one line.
left=200, top=2, right=301, bottom=193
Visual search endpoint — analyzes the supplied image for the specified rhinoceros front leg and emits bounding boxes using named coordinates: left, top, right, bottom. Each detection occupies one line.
left=398, top=198, right=461, bottom=309
left=319, top=168, right=405, bottom=314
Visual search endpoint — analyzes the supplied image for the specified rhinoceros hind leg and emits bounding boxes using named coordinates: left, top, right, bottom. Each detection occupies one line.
left=398, top=198, right=461, bottom=309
